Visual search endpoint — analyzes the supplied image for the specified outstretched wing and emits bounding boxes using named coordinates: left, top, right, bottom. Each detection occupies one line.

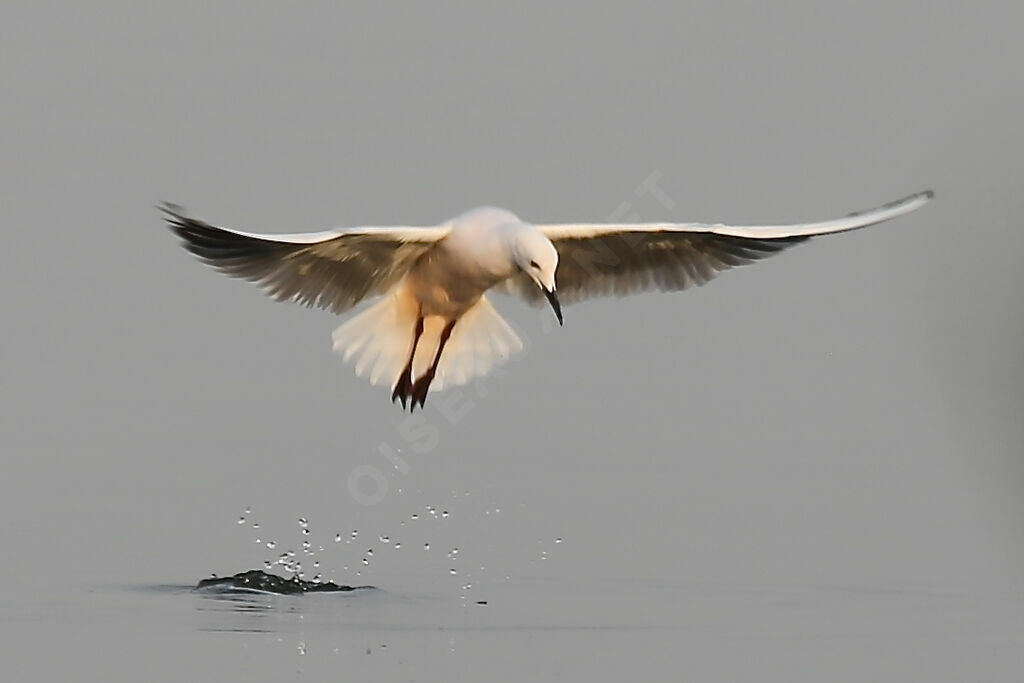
left=502, top=191, right=932, bottom=305
left=163, top=205, right=449, bottom=314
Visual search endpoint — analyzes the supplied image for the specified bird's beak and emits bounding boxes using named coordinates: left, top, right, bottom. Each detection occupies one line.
left=543, top=287, right=563, bottom=326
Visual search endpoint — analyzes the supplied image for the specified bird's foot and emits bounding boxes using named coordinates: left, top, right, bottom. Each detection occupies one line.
left=409, top=370, right=436, bottom=411
left=391, top=367, right=414, bottom=409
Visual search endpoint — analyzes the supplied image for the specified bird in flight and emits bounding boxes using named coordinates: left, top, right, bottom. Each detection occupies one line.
left=165, top=191, right=932, bottom=410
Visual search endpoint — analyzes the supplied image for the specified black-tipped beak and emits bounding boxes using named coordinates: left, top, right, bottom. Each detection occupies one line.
left=543, top=287, right=563, bottom=326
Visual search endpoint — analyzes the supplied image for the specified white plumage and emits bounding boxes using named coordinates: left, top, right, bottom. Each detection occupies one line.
left=165, top=191, right=932, bottom=409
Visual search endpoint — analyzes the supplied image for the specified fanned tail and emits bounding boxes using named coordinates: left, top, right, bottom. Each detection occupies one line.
left=331, top=287, right=523, bottom=403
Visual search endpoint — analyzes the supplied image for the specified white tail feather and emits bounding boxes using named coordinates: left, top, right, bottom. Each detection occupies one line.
left=332, top=286, right=419, bottom=388
left=433, top=296, right=522, bottom=391
left=331, top=287, right=522, bottom=393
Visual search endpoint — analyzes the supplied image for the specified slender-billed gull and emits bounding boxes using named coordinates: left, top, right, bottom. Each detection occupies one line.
left=164, top=191, right=932, bottom=409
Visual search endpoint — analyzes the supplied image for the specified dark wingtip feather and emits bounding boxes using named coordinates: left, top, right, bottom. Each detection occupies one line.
left=159, top=205, right=277, bottom=263
left=158, top=202, right=190, bottom=228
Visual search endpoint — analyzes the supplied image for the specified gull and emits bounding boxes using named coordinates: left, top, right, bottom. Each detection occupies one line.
left=164, top=190, right=932, bottom=409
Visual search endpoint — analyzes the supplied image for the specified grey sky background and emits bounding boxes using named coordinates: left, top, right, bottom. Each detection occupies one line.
left=1, top=2, right=1023, bottom=679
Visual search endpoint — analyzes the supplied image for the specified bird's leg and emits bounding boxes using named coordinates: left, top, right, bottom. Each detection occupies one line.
left=410, top=318, right=457, bottom=411
left=392, top=310, right=424, bottom=409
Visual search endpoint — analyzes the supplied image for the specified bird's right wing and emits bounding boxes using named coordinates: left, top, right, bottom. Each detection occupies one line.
left=163, top=205, right=450, bottom=314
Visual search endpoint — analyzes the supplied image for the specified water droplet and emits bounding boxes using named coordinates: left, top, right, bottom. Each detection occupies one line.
left=411, top=514, right=419, bottom=520
left=361, top=557, right=369, bottom=565
left=367, top=548, right=373, bottom=555
left=394, top=542, right=401, bottom=549
left=302, top=528, right=310, bottom=536
left=448, top=547, right=459, bottom=558
left=237, top=517, right=246, bottom=525
left=244, top=507, right=251, bottom=515
left=494, top=508, right=501, bottom=513
left=266, top=541, right=276, bottom=549
left=334, top=533, right=342, bottom=543
left=423, top=543, right=430, bottom=550
left=555, top=538, right=563, bottom=544
left=449, top=568, right=457, bottom=575
left=313, top=560, right=320, bottom=568
left=441, top=510, right=449, bottom=519
left=298, top=517, right=308, bottom=527
left=379, top=535, right=390, bottom=544
left=312, top=574, right=321, bottom=583
left=351, top=530, right=358, bottom=539
left=252, top=523, right=260, bottom=529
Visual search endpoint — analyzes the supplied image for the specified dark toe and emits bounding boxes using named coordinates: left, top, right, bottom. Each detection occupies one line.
left=392, top=370, right=414, bottom=409
left=410, top=372, right=435, bottom=409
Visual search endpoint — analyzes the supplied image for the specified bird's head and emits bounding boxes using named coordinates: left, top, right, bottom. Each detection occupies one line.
left=513, top=227, right=562, bottom=325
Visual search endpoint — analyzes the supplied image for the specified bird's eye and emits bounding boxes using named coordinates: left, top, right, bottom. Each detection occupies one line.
left=529, top=260, right=540, bottom=269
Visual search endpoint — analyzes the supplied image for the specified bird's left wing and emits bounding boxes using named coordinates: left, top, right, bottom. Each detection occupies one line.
left=163, top=205, right=450, bottom=314
left=501, top=191, right=932, bottom=305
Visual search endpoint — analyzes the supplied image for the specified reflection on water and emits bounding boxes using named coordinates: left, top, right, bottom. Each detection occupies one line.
left=195, top=589, right=303, bottom=633
left=177, top=576, right=1024, bottom=680
left=188, top=578, right=416, bottom=641
left=182, top=574, right=1017, bottom=637
left=8, top=579, right=1017, bottom=680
